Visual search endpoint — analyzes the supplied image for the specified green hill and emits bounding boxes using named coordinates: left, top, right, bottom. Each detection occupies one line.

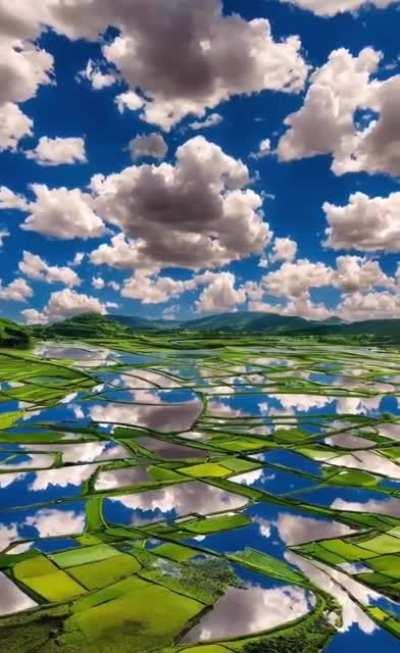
left=0, top=318, right=31, bottom=348
left=30, top=313, right=135, bottom=340
left=108, top=314, right=173, bottom=330
left=297, top=318, right=400, bottom=341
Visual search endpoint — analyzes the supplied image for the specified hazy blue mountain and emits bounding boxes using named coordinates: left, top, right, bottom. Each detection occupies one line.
left=181, top=311, right=317, bottom=332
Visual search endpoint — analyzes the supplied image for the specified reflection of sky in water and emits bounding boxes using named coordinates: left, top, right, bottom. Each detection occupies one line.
left=185, top=503, right=354, bottom=559
left=206, top=393, right=400, bottom=421
left=95, top=466, right=151, bottom=490
left=257, top=450, right=323, bottom=476
left=14, top=401, right=90, bottom=428
left=378, top=423, right=400, bottom=442
left=0, top=463, right=98, bottom=508
left=17, top=440, right=130, bottom=464
left=0, top=502, right=86, bottom=545
left=0, top=426, right=84, bottom=441
left=183, top=582, right=314, bottom=643
left=321, top=450, right=400, bottom=480
left=37, top=343, right=160, bottom=367
left=290, top=551, right=400, bottom=641
left=231, top=466, right=314, bottom=495
left=0, top=452, right=55, bottom=470
left=89, top=398, right=202, bottom=432
left=374, top=594, right=400, bottom=619
left=93, top=387, right=197, bottom=404
left=137, top=436, right=206, bottom=459
left=104, top=481, right=248, bottom=526
left=35, top=536, right=79, bottom=554
left=327, top=627, right=400, bottom=653
left=289, top=551, right=378, bottom=636
left=36, top=343, right=113, bottom=364
left=0, top=572, right=36, bottom=616
left=116, top=369, right=182, bottom=390
left=17, top=393, right=204, bottom=434
left=325, top=433, right=376, bottom=449
left=295, top=485, right=400, bottom=517
left=0, top=399, right=24, bottom=414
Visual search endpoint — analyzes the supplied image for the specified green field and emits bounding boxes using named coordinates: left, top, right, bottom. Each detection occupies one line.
left=0, top=332, right=399, bottom=651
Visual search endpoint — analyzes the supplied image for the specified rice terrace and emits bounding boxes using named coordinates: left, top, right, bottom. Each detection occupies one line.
left=0, top=314, right=399, bottom=652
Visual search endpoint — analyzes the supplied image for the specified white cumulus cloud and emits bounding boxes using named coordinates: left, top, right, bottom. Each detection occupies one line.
left=122, top=271, right=194, bottom=304
left=129, top=133, right=168, bottom=160
left=270, top=237, right=298, bottom=263
left=0, top=102, right=32, bottom=151
left=0, top=186, right=29, bottom=211
left=26, top=136, right=87, bottom=166
left=0, top=277, right=32, bottom=302
left=189, top=113, right=223, bottom=130
left=262, top=259, right=334, bottom=298
left=15, top=0, right=308, bottom=131
left=280, top=0, right=398, bottom=17
left=195, top=271, right=247, bottom=313
left=335, top=255, right=392, bottom=292
left=338, top=291, right=400, bottom=321
left=324, top=192, right=400, bottom=252
left=19, top=251, right=81, bottom=287
left=78, top=59, right=117, bottom=90
left=90, top=136, right=272, bottom=270
left=0, top=17, right=54, bottom=150
left=278, top=45, right=400, bottom=177
left=22, top=288, right=110, bottom=324
left=6, top=184, right=106, bottom=239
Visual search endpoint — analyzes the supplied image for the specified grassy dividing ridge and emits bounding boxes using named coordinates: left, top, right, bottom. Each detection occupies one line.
left=229, top=549, right=306, bottom=587
left=180, top=513, right=252, bottom=535
left=180, top=647, right=231, bottom=653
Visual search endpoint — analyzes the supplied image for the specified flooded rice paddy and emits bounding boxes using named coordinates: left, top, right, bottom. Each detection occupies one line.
left=0, top=334, right=400, bottom=652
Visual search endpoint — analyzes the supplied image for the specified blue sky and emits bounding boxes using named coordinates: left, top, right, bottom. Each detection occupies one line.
left=1, top=0, right=400, bottom=324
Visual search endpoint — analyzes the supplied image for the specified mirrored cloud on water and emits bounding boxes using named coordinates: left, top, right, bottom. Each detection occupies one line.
left=183, top=584, right=314, bottom=642
left=0, top=573, right=36, bottom=616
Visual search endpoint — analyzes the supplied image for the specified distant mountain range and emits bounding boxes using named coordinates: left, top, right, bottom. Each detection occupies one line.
left=107, top=311, right=312, bottom=332
left=25, top=311, right=400, bottom=343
